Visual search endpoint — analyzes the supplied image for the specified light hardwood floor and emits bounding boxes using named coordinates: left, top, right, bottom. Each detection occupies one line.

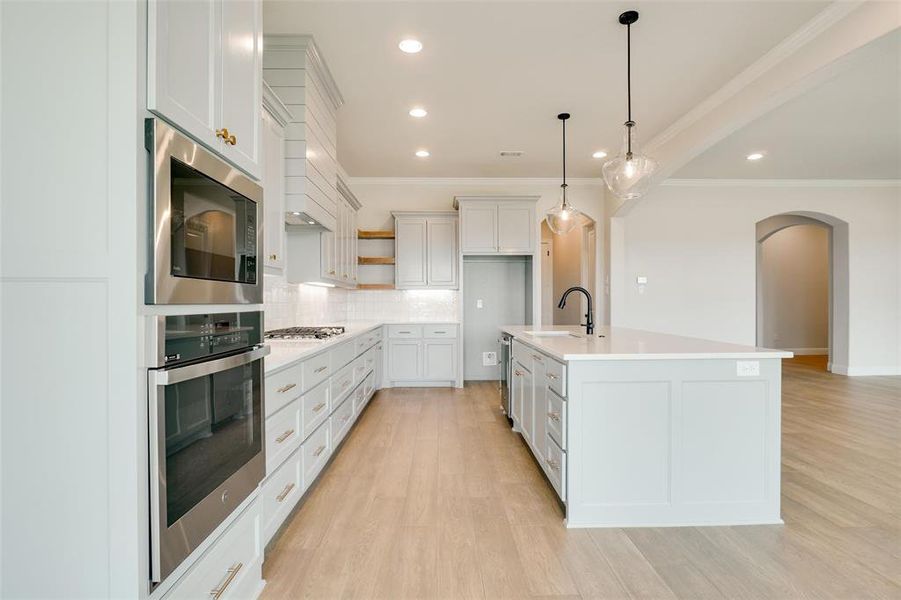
left=262, top=357, right=901, bottom=599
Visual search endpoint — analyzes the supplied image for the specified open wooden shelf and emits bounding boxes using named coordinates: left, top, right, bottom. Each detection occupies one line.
left=358, top=229, right=395, bottom=239
left=356, top=283, right=395, bottom=290
left=358, top=256, right=395, bottom=265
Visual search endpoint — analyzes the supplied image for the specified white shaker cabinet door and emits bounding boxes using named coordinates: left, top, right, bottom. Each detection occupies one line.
left=497, top=204, right=534, bottom=253
left=423, top=340, right=457, bottom=380
left=262, top=110, right=285, bottom=270
left=426, top=219, right=458, bottom=288
left=219, top=0, right=262, bottom=178
left=388, top=340, right=422, bottom=381
left=148, top=0, right=218, bottom=151
left=395, top=219, right=428, bottom=288
left=460, top=204, right=498, bottom=253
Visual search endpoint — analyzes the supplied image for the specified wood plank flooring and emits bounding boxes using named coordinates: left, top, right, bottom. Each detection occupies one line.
left=261, top=358, right=901, bottom=599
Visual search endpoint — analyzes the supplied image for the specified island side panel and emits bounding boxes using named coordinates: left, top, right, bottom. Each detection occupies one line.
left=565, top=357, right=782, bottom=527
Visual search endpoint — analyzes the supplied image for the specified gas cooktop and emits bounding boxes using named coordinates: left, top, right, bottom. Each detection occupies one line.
left=264, top=326, right=346, bottom=341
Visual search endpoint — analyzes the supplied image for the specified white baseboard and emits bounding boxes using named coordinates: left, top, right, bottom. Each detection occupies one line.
left=784, top=347, right=828, bottom=355
left=831, top=363, right=901, bottom=376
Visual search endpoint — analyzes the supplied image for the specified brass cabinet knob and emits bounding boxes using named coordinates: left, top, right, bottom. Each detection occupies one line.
left=226, top=133, right=237, bottom=145
left=216, top=128, right=237, bottom=145
left=269, top=254, right=277, bottom=260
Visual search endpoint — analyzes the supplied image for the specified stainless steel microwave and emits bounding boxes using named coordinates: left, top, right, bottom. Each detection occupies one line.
left=146, top=119, right=263, bottom=304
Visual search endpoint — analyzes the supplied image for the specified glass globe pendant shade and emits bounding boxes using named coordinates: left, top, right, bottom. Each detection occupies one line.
left=602, top=123, right=657, bottom=201
left=546, top=184, right=581, bottom=235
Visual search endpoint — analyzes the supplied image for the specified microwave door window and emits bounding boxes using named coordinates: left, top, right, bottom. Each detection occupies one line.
left=169, top=158, right=257, bottom=285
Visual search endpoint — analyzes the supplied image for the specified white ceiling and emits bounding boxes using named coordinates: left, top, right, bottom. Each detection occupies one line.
left=675, top=29, right=901, bottom=180
left=263, top=1, right=829, bottom=178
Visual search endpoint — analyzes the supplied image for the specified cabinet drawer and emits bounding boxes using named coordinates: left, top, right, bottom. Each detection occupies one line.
left=423, top=324, right=456, bottom=338
left=331, top=340, right=356, bottom=371
left=352, top=378, right=367, bottom=416
left=164, top=499, right=260, bottom=600
left=354, top=331, right=378, bottom=356
left=363, top=371, right=375, bottom=399
left=301, top=379, right=330, bottom=439
left=265, top=398, right=301, bottom=475
left=261, top=449, right=302, bottom=544
left=330, top=394, right=354, bottom=448
left=546, top=358, right=566, bottom=397
left=352, top=355, right=368, bottom=383
left=303, top=420, right=331, bottom=485
left=546, top=389, right=566, bottom=451
left=388, top=324, right=422, bottom=339
left=511, top=340, right=532, bottom=367
left=373, top=327, right=383, bottom=342
left=265, top=363, right=303, bottom=417
left=544, top=434, right=566, bottom=502
left=302, top=352, right=330, bottom=392
left=330, top=362, right=355, bottom=405
left=363, top=347, right=376, bottom=373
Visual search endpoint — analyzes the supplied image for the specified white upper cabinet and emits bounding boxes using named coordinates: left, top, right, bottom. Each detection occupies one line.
left=262, top=85, right=292, bottom=271
left=219, top=0, right=262, bottom=176
left=395, top=218, right=427, bottom=288
left=394, top=212, right=458, bottom=290
left=148, top=0, right=262, bottom=179
left=455, top=197, right=538, bottom=255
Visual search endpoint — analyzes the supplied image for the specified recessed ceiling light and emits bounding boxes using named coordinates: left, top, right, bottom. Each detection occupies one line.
left=398, top=39, right=422, bottom=53
left=746, top=152, right=765, bottom=161
left=409, top=107, right=428, bottom=118
left=592, top=151, right=608, bottom=159
left=415, top=149, right=430, bottom=158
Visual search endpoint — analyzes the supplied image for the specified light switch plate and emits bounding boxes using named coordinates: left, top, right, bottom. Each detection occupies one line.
left=736, top=360, right=760, bottom=377
left=483, top=351, right=497, bottom=366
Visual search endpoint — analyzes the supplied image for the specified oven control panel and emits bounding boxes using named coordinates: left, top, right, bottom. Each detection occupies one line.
left=163, top=311, right=263, bottom=364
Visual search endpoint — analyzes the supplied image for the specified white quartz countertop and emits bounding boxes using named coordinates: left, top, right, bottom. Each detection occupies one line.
left=265, top=321, right=459, bottom=373
left=500, top=325, right=793, bottom=362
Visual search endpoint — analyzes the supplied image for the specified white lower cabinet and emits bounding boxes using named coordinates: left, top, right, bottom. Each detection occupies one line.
left=303, top=419, right=331, bottom=486
left=164, top=499, right=262, bottom=600
left=301, top=378, right=330, bottom=439
left=264, top=398, right=301, bottom=475
left=261, top=449, right=302, bottom=544
left=330, top=394, right=355, bottom=448
left=384, top=323, right=460, bottom=386
left=545, top=434, right=566, bottom=501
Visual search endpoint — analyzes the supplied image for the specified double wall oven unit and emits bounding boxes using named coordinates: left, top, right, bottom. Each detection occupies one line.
left=146, top=118, right=263, bottom=305
left=147, top=311, right=269, bottom=585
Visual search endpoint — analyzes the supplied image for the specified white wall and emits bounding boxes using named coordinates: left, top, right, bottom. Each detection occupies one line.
left=759, top=225, right=829, bottom=352
left=348, top=178, right=607, bottom=323
left=611, top=181, right=901, bottom=375
left=553, top=223, right=584, bottom=325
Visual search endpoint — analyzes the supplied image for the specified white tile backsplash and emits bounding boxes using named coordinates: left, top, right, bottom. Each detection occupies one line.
left=264, top=273, right=460, bottom=328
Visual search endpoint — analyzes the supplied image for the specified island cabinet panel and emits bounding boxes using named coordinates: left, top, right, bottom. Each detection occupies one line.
left=565, top=358, right=783, bottom=528
left=530, top=355, right=548, bottom=465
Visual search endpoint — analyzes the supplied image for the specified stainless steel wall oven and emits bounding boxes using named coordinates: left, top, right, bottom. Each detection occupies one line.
left=147, top=311, right=268, bottom=584
left=146, top=119, right=263, bottom=304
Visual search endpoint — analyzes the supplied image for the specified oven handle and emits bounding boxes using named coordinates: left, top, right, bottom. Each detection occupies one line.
left=150, top=345, right=270, bottom=386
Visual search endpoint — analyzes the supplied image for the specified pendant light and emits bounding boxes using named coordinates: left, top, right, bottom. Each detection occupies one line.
left=546, top=113, right=581, bottom=235
left=602, top=10, right=657, bottom=201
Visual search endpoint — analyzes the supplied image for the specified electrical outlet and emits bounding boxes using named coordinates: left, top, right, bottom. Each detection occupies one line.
left=476, top=299, right=483, bottom=309
left=736, top=360, right=760, bottom=377
left=483, top=351, right=497, bottom=366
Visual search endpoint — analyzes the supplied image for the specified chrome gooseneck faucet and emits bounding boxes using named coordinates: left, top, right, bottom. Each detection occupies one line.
left=557, top=286, right=594, bottom=336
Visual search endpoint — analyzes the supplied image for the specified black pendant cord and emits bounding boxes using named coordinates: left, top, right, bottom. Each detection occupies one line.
left=619, top=10, right=639, bottom=159
left=558, top=112, right=570, bottom=207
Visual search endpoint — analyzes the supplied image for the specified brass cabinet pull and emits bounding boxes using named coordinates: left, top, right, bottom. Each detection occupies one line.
left=209, top=562, right=243, bottom=599
left=276, top=483, right=295, bottom=502
left=313, top=445, right=326, bottom=457
left=313, top=402, right=326, bottom=413
left=547, top=411, right=560, bottom=423
left=277, top=383, right=297, bottom=394
left=215, top=128, right=230, bottom=140
left=270, top=253, right=277, bottom=261
left=314, top=365, right=328, bottom=374
left=276, top=429, right=295, bottom=444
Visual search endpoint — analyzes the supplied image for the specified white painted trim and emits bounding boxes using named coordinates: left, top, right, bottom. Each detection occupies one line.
left=262, top=82, right=293, bottom=127
left=336, top=175, right=362, bottom=210
left=263, top=34, right=344, bottom=109
left=646, top=1, right=863, bottom=154
left=830, top=364, right=901, bottom=377
left=347, top=177, right=604, bottom=187
left=663, top=178, right=901, bottom=188
left=783, top=347, right=828, bottom=356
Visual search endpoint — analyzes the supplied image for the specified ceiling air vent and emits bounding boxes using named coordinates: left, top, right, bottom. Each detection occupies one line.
left=499, top=150, right=525, bottom=158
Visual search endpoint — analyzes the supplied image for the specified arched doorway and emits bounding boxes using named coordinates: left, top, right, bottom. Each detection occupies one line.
left=756, top=212, right=849, bottom=373
left=540, top=215, right=597, bottom=325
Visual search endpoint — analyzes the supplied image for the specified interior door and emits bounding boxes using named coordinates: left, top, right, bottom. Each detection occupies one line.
left=219, top=0, right=262, bottom=177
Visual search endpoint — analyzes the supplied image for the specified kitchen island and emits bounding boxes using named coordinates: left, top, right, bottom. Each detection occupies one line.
left=501, top=325, right=792, bottom=528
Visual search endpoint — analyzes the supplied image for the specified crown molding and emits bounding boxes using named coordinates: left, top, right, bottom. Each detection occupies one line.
left=662, top=178, right=901, bottom=188
left=262, top=82, right=293, bottom=127
left=263, top=34, right=344, bottom=109
left=346, top=177, right=604, bottom=187
left=337, top=174, right=362, bottom=210
left=646, top=1, right=863, bottom=155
